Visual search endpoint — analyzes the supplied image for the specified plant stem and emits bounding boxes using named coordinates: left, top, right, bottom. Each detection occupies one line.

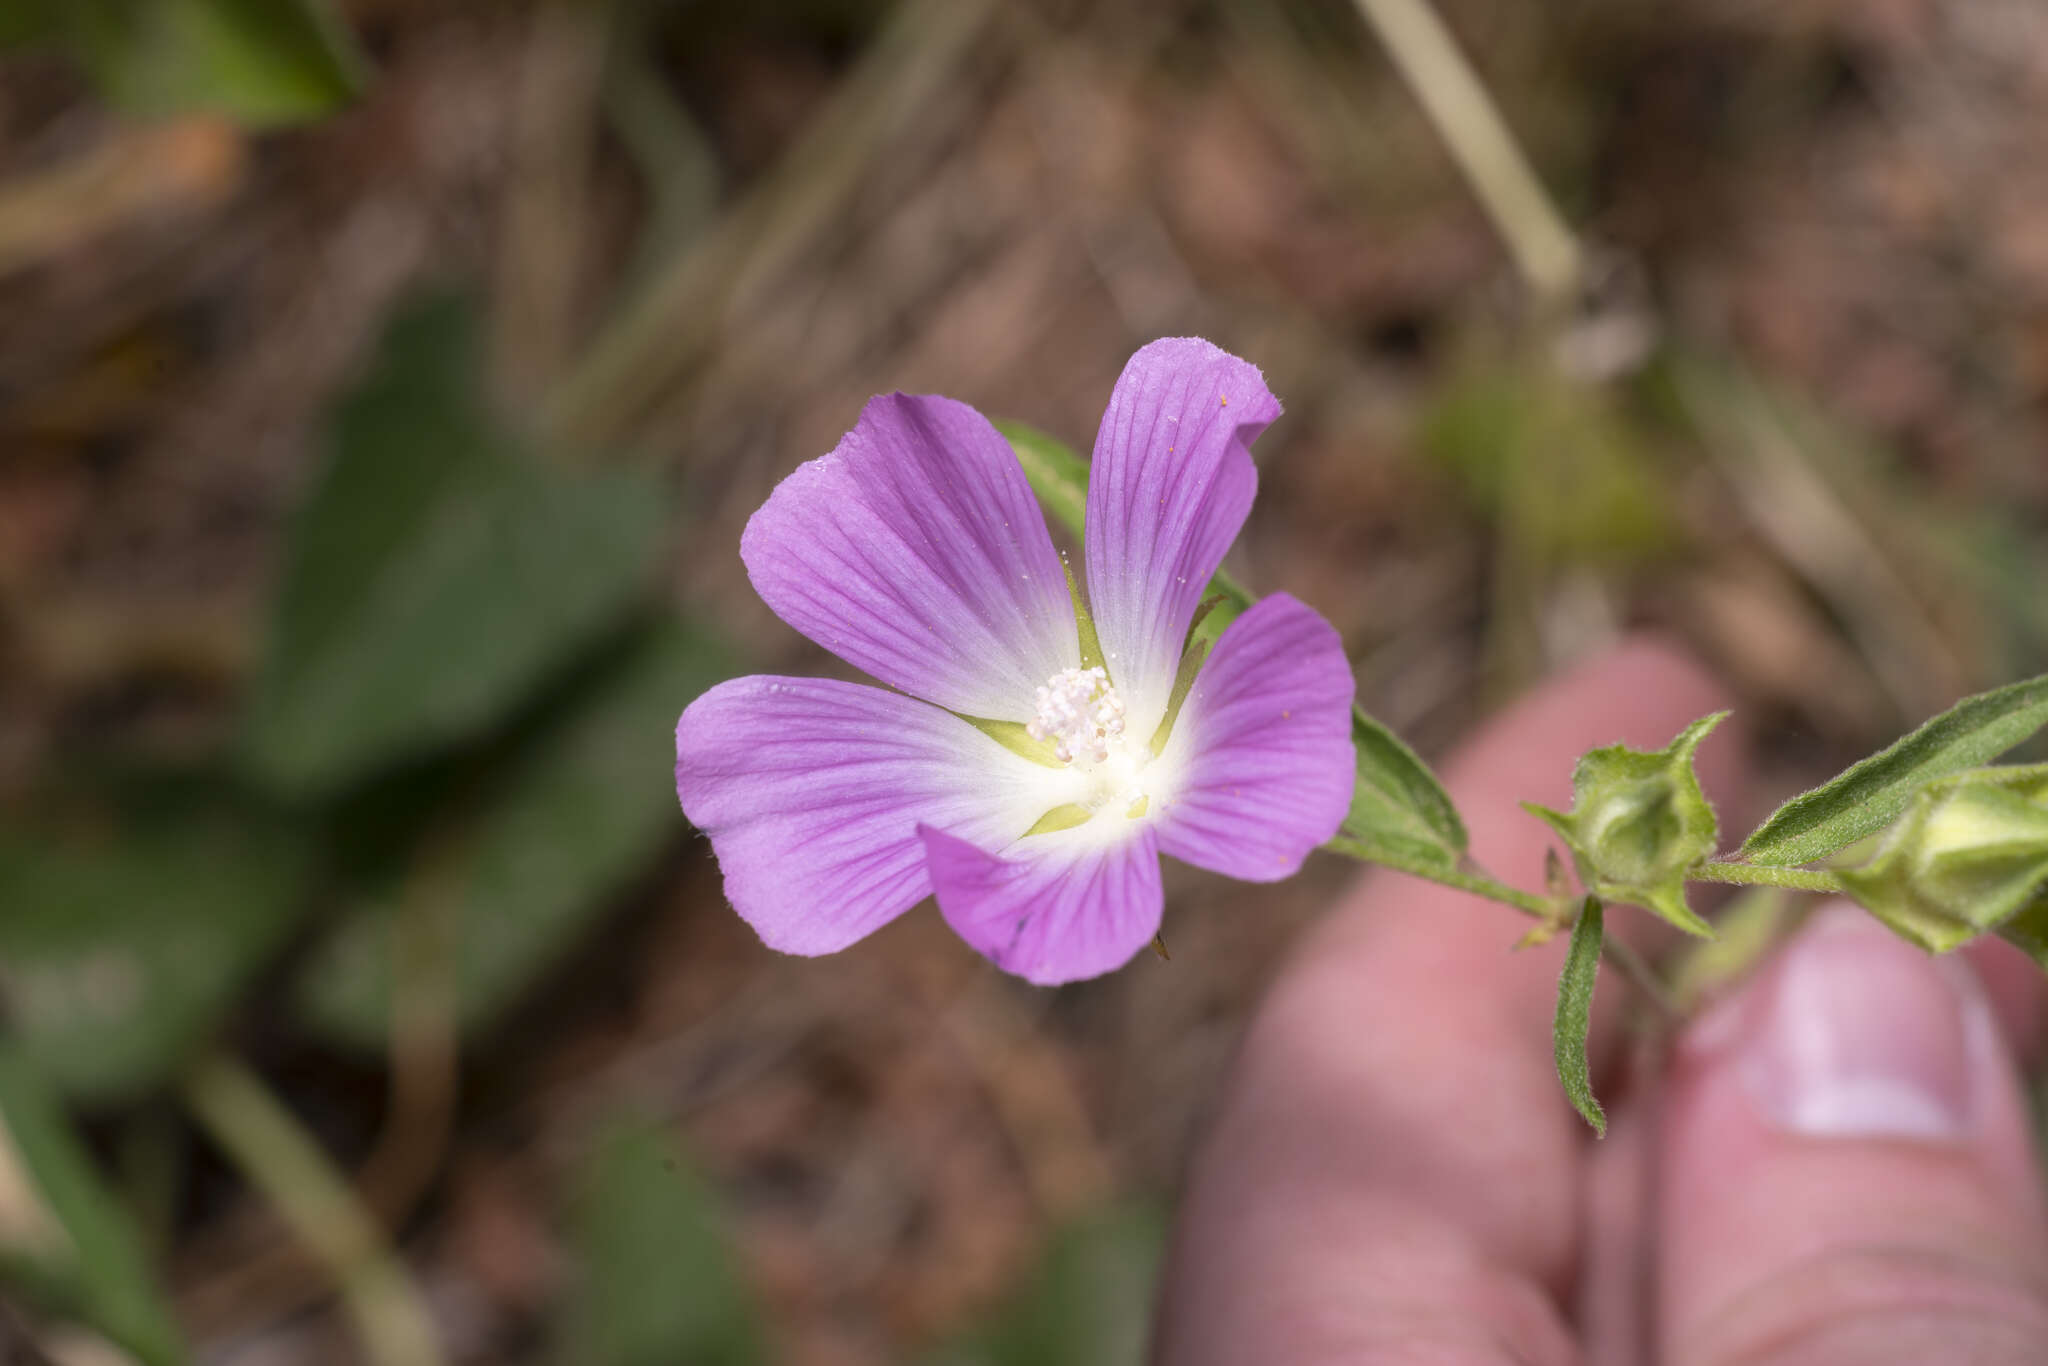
left=1347, top=0, right=1582, bottom=302
left=1691, top=861, right=1845, bottom=894
left=1325, top=837, right=1553, bottom=917
left=1327, top=837, right=1682, bottom=1016
left=182, top=1055, right=445, bottom=1366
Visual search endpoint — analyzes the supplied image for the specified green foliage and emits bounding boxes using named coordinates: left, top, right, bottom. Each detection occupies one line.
left=245, top=293, right=666, bottom=800
left=0, top=807, right=308, bottom=1102
left=1739, top=674, right=2048, bottom=868
left=294, top=622, right=730, bottom=1049
left=997, top=420, right=1090, bottom=544
left=1339, top=707, right=1469, bottom=870
left=1421, top=363, right=1674, bottom=566
left=0, top=1053, right=186, bottom=1365
left=1528, top=713, right=1727, bottom=937
left=1552, top=899, right=1605, bottom=1137
left=1835, top=764, right=2048, bottom=954
left=998, top=417, right=1469, bottom=873
left=560, top=1118, right=764, bottom=1366
left=924, top=1204, right=1166, bottom=1366
left=32, top=0, right=366, bottom=125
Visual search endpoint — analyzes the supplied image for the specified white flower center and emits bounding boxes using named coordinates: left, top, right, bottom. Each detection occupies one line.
left=1026, top=666, right=1125, bottom=764
left=1025, top=667, right=1153, bottom=816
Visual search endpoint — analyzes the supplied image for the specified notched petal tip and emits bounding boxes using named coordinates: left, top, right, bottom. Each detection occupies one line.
left=738, top=392, right=1077, bottom=720
left=1086, top=338, right=1283, bottom=736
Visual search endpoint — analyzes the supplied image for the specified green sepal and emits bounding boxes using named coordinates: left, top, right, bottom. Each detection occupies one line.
left=1066, top=559, right=1106, bottom=673
left=1553, top=898, right=1606, bottom=1136
left=959, top=716, right=1064, bottom=768
left=1148, top=638, right=1211, bottom=757
left=1834, top=764, right=2048, bottom=954
left=1022, top=804, right=1093, bottom=837
left=1526, top=712, right=1728, bottom=938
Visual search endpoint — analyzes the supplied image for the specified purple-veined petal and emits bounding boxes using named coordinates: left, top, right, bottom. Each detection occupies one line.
left=921, top=824, right=1163, bottom=986
left=677, top=676, right=1085, bottom=955
left=741, top=394, right=1077, bottom=721
left=1153, top=593, right=1355, bottom=882
left=1084, top=338, right=1280, bottom=737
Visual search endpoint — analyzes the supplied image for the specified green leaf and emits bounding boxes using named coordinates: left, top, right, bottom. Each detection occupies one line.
left=245, top=293, right=666, bottom=799
left=294, top=621, right=731, bottom=1048
left=559, top=1118, right=763, bottom=1366
left=1528, top=712, right=1727, bottom=937
left=0, top=807, right=308, bottom=1102
left=1338, top=706, right=1468, bottom=869
left=923, top=1204, right=1165, bottom=1366
left=994, top=417, right=1469, bottom=872
left=0, top=1052, right=186, bottom=1365
left=996, top=419, right=1089, bottom=545
left=59, top=0, right=367, bottom=126
left=1835, top=764, right=2048, bottom=954
left=1739, top=674, right=2048, bottom=868
left=1553, top=898, right=1605, bottom=1136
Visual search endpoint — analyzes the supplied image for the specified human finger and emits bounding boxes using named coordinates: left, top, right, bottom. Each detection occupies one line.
left=1657, top=904, right=2048, bottom=1366
left=1153, top=638, right=1744, bottom=1364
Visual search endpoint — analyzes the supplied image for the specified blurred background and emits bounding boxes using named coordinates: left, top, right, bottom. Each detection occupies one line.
left=2, top=0, right=2046, bottom=1361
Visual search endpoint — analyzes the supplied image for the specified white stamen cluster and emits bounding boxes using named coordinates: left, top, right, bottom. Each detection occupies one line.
left=1026, top=666, right=1126, bottom=765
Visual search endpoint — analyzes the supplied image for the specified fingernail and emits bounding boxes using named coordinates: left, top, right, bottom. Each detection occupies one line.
left=1725, top=905, right=1990, bottom=1141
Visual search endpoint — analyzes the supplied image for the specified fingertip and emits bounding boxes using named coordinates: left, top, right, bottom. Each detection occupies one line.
left=1658, top=907, right=2048, bottom=1364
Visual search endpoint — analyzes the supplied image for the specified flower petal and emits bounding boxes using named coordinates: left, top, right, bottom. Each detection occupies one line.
left=921, top=824, right=1163, bottom=985
left=741, top=394, right=1077, bottom=720
left=677, top=676, right=1084, bottom=955
left=1154, top=593, right=1355, bottom=882
left=1084, top=338, right=1280, bottom=736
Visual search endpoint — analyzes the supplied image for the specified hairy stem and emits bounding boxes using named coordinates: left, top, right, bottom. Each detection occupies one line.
left=1691, top=861, right=1846, bottom=894
left=1326, top=838, right=1680, bottom=1017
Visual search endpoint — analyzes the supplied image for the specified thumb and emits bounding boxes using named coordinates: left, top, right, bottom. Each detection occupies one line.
left=1656, top=904, right=2048, bottom=1365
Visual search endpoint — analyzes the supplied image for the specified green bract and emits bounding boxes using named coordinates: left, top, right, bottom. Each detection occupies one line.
left=1837, top=764, right=2048, bottom=957
left=1526, top=713, right=1728, bottom=937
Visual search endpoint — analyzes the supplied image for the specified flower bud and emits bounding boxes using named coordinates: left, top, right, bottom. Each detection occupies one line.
left=1526, top=712, right=1727, bottom=937
left=1837, top=764, right=2048, bottom=954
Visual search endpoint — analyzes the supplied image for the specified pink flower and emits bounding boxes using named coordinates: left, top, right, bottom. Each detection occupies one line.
left=675, top=339, right=1355, bottom=983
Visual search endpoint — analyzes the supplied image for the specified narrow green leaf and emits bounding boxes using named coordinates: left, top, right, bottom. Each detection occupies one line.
left=0, top=807, right=308, bottom=1102
left=294, top=621, right=731, bottom=1048
left=1553, top=898, right=1606, bottom=1136
left=995, top=417, right=1469, bottom=871
left=245, top=292, right=665, bottom=798
left=922, top=1204, right=1165, bottom=1366
left=61, top=0, right=367, bottom=126
left=559, top=1118, right=763, bottom=1366
left=0, top=1052, right=186, bottom=1364
left=1740, top=674, right=2048, bottom=867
